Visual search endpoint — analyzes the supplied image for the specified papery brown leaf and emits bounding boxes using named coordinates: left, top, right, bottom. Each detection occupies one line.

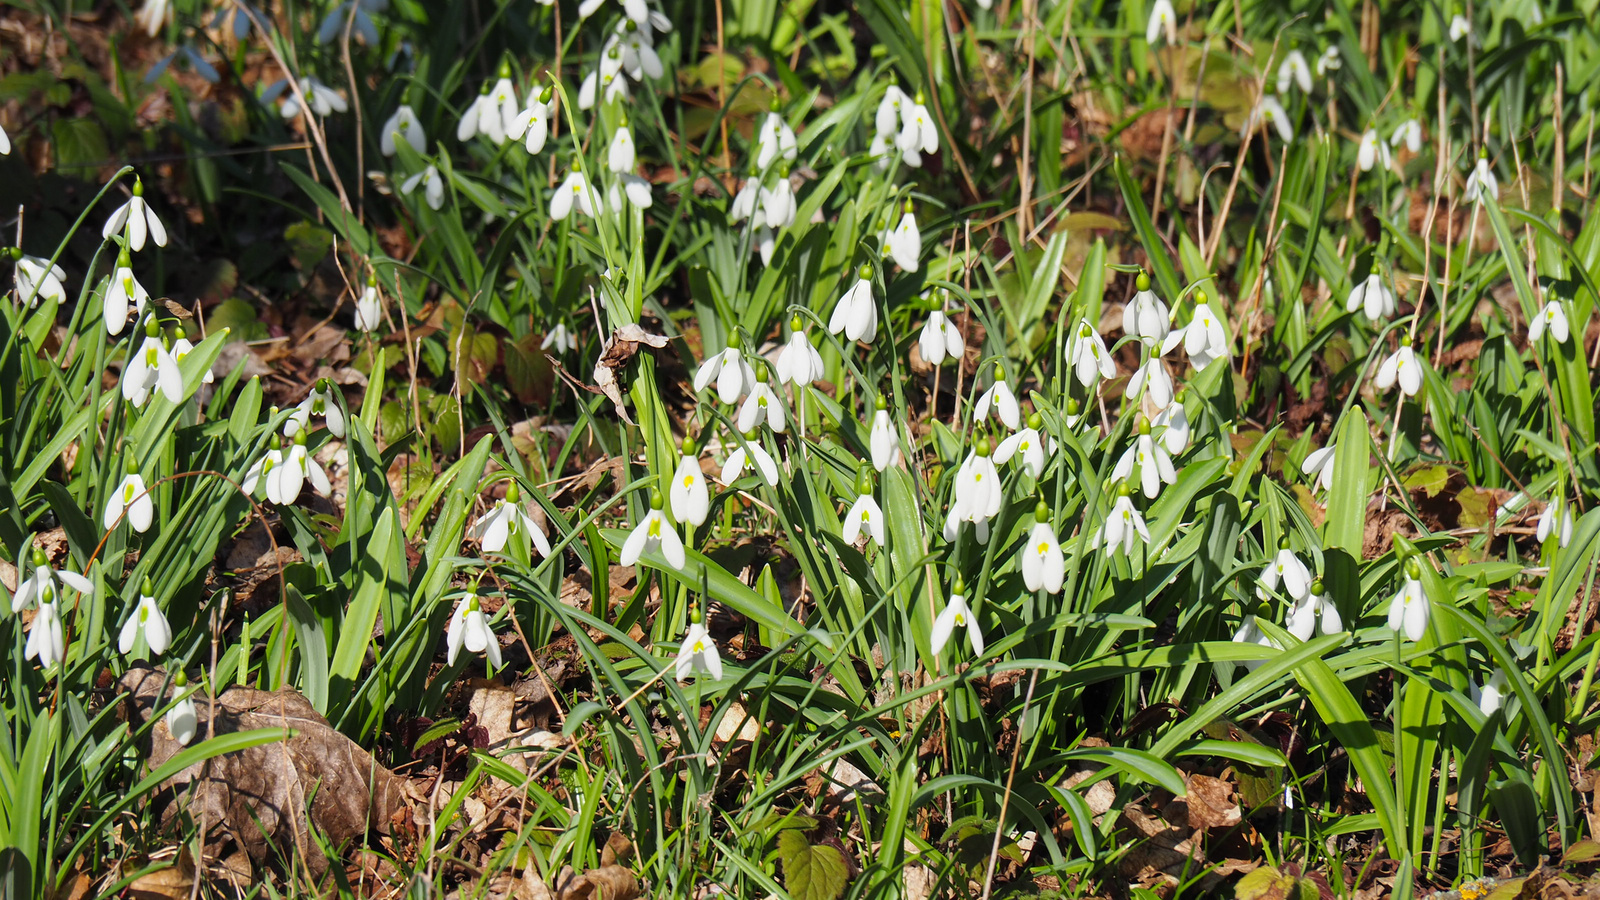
left=591, top=324, right=671, bottom=424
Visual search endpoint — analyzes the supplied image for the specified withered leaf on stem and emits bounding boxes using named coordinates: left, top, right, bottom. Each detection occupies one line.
left=591, top=324, right=671, bottom=425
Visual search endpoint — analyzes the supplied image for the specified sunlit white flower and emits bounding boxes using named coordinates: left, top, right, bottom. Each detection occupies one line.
left=620, top=496, right=686, bottom=569
left=608, top=174, right=654, bottom=211
left=1449, top=13, right=1471, bottom=42
left=105, top=466, right=153, bottom=533
left=280, top=76, right=349, bottom=119
left=380, top=104, right=426, bottom=156
left=1243, top=95, right=1293, bottom=142
left=1152, top=398, right=1189, bottom=455
left=103, top=252, right=149, bottom=335
left=468, top=485, right=553, bottom=557
left=15, top=255, right=67, bottom=307
left=1390, top=119, right=1423, bottom=154
left=1021, top=512, right=1064, bottom=594
left=1471, top=670, right=1508, bottom=715
left=776, top=323, right=824, bottom=387
left=755, top=111, right=798, bottom=170
left=287, top=380, right=345, bottom=438
left=25, top=597, right=64, bottom=669
left=868, top=131, right=895, bottom=171
left=1277, top=49, right=1311, bottom=94
left=1374, top=342, right=1422, bottom=397
left=1387, top=566, right=1429, bottom=641
left=122, top=328, right=184, bottom=408
left=1257, top=544, right=1311, bottom=602
left=670, top=452, right=710, bottom=527
left=1528, top=299, right=1569, bottom=343
left=738, top=379, right=786, bottom=433
left=401, top=165, right=445, bottom=210
left=1123, top=272, right=1170, bottom=345
left=1357, top=128, right=1391, bottom=172
left=1068, top=319, right=1116, bottom=387
left=720, top=435, right=780, bottom=487
left=760, top=176, right=797, bottom=230
left=1161, top=294, right=1229, bottom=369
left=541, top=323, right=577, bottom=353
left=509, top=93, right=551, bottom=153
left=119, top=590, right=172, bottom=656
left=974, top=369, right=1020, bottom=430
left=1126, top=357, right=1174, bottom=409
left=355, top=279, right=383, bottom=332
left=166, top=676, right=197, bottom=744
left=931, top=585, right=983, bottom=656
left=1346, top=267, right=1395, bottom=321
left=693, top=347, right=756, bottom=405
left=942, top=444, right=1002, bottom=543
left=1287, top=581, right=1343, bottom=640
left=1315, top=46, right=1341, bottom=76
left=842, top=488, right=885, bottom=546
left=870, top=402, right=901, bottom=471
left=578, top=0, right=649, bottom=23
left=551, top=167, right=603, bottom=220
left=241, top=440, right=285, bottom=501
left=1112, top=426, right=1177, bottom=500
left=578, top=56, right=630, bottom=110
left=919, top=309, right=965, bottom=366
left=829, top=269, right=878, bottom=344
left=103, top=180, right=168, bottom=252
left=486, top=76, right=521, bottom=143
left=675, top=618, right=722, bottom=681
left=267, top=434, right=332, bottom=505
left=897, top=91, right=938, bottom=166
left=1464, top=152, right=1498, bottom=203
left=447, top=595, right=503, bottom=668
left=1145, top=0, right=1176, bottom=45
left=1536, top=494, right=1574, bottom=548
left=876, top=85, right=908, bottom=138
left=608, top=123, right=637, bottom=173
left=1093, top=486, right=1150, bottom=557
left=994, top=415, right=1050, bottom=479
left=169, top=328, right=211, bottom=385
left=135, top=0, right=170, bottom=36
left=11, top=550, right=94, bottom=614
left=887, top=205, right=921, bottom=272
left=618, top=21, right=664, bottom=80
left=1302, top=443, right=1335, bottom=493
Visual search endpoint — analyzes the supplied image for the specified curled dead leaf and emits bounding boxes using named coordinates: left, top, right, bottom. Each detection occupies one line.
left=591, top=324, right=671, bottom=424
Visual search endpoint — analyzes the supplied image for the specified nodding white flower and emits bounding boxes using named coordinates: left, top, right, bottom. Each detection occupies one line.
left=1161, top=294, right=1230, bottom=369
left=1529, top=299, right=1569, bottom=343
left=897, top=91, right=938, bottom=166
left=919, top=309, right=965, bottom=366
left=1123, top=272, right=1170, bottom=345
left=729, top=173, right=762, bottom=224
left=487, top=75, right=520, bottom=143
left=1287, top=580, right=1343, bottom=640
left=1112, top=424, right=1178, bottom=500
left=876, top=85, right=908, bottom=138
left=738, top=379, right=786, bottom=433
left=578, top=0, right=649, bottom=23
left=286, top=380, right=345, bottom=438
left=14, top=255, right=67, bottom=307
left=105, top=464, right=154, bottom=533
left=241, top=439, right=285, bottom=501
left=1315, top=46, right=1342, bottom=76
left=620, top=493, right=686, bottom=569
left=931, top=583, right=983, bottom=656
left=509, top=92, right=551, bottom=153
left=1390, top=119, right=1423, bottom=154
left=457, top=87, right=499, bottom=143
left=1231, top=614, right=1280, bottom=671
left=618, top=22, right=665, bottom=80
left=1374, top=342, right=1423, bottom=397
left=268, top=433, right=333, bottom=505
left=842, top=470, right=885, bottom=546
left=1346, top=266, right=1395, bottom=321
left=551, top=167, right=603, bottom=220
left=26, top=598, right=65, bottom=669
left=1093, top=485, right=1151, bottom=557
left=540, top=323, right=578, bottom=353
left=380, top=104, right=426, bottom=156
left=166, top=674, right=197, bottom=745
left=720, top=433, right=780, bottom=487
left=942, top=442, right=1003, bottom=544
left=1277, top=49, right=1312, bottom=94
left=1387, top=564, right=1429, bottom=641
left=1243, top=94, right=1293, bottom=142
left=775, top=322, right=824, bottom=387
left=1357, top=128, right=1391, bottom=172
left=280, top=76, right=349, bottom=119
left=578, top=57, right=631, bottom=110
left=1126, top=357, right=1174, bottom=409
left=868, top=131, right=895, bottom=171
left=169, top=328, right=211, bottom=385
left=994, top=413, right=1051, bottom=479
left=103, top=180, right=168, bottom=252
left=12, top=549, right=94, bottom=614
left=447, top=595, right=503, bottom=668
left=1449, top=13, right=1471, bottom=42
left=887, top=203, right=921, bottom=272
left=1464, top=151, right=1498, bottom=203
left=670, top=450, right=710, bottom=527
left=829, top=267, right=878, bottom=344
left=675, top=617, right=722, bottom=681
left=1472, top=670, right=1508, bottom=715
left=122, top=326, right=184, bottom=408
left=1302, top=443, right=1336, bottom=493
left=1068, top=319, right=1116, bottom=387
left=1021, top=507, right=1065, bottom=594
left=135, top=0, right=170, bottom=36
left=608, top=124, right=637, bottom=173
left=119, top=588, right=172, bottom=656
left=401, top=165, right=445, bottom=210
left=1145, top=0, right=1176, bottom=45
left=0, top=122, right=8, bottom=155
left=468, top=485, right=553, bottom=557
left=1257, top=543, right=1311, bottom=602
left=974, top=368, right=1021, bottom=431
left=693, top=347, right=756, bottom=405
left=608, top=174, right=654, bottom=211
left=753, top=224, right=777, bottom=266
left=355, top=279, right=383, bottom=332
left=760, top=176, right=797, bottom=230
left=103, top=251, right=149, bottom=335
left=1536, top=494, right=1574, bottom=548
left=755, top=111, right=798, bottom=171
left=870, top=401, right=901, bottom=471
left=1152, top=398, right=1189, bottom=455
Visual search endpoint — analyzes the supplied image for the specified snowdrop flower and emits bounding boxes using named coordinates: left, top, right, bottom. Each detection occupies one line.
left=401, top=165, right=445, bottom=210
left=841, top=467, right=885, bottom=546
left=1257, top=540, right=1311, bottom=602
left=1387, top=560, right=1429, bottom=642
left=165, top=672, right=197, bottom=744
left=122, top=321, right=184, bottom=407
left=897, top=90, right=938, bottom=166
left=316, top=0, right=386, bottom=44
left=995, top=413, right=1050, bottom=479
left=675, top=612, right=722, bottom=681
left=608, top=175, right=655, bottom=211
left=169, top=327, right=211, bottom=385
left=380, top=104, right=425, bottom=156
left=103, top=178, right=168, bottom=252
left=1161, top=291, right=1229, bottom=369
left=578, top=0, right=650, bottom=24
left=119, top=582, right=172, bottom=656
left=1374, top=341, right=1423, bottom=397
left=24, top=594, right=64, bottom=669
left=974, top=366, right=1021, bottom=431
left=11, top=547, right=94, bottom=613
left=942, top=440, right=1002, bottom=544
left=447, top=595, right=503, bottom=668
left=578, top=52, right=630, bottom=110
left=720, top=431, right=780, bottom=487
left=620, top=490, right=686, bottom=569
left=105, top=459, right=153, bottom=533
left=1231, top=613, right=1280, bottom=671
left=1315, top=46, right=1341, bottom=77
left=1126, top=356, right=1174, bottom=409
left=775, top=318, right=824, bottom=387
left=268, top=430, right=333, bottom=505
left=617, top=20, right=664, bottom=80
left=287, top=379, right=345, bottom=438
left=1122, top=271, right=1170, bottom=345
left=876, top=84, right=908, bottom=139
left=1528, top=299, right=1569, bottom=343
left=887, top=200, right=921, bottom=272
left=241, top=436, right=286, bottom=501
left=1449, top=12, right=1471, bottom=42
left=0, top=122, right=8, bottom=155
left=1243, top=95, right=1293, bottom=142
left=486, top=72, right=521, bottom=143
left=738, top=373, right=786, bottom=433
left=1021, top=502, right=1064, bottom=594
left=13, top=253, right=67, bottom=307
left=1345, top=264, right=1395, bottom=321
left=1464, top=149, right=1498, bottom=203
left=551, top=164, right=603, bottom=220
left=355, top=276, right=383, bottom=332
left=541, top=323, right=578, bottom=353
left=870, top=396, right=901, bottom=471
left=1357, top=128, right=1391, bottom=172
left=829, top=265, right=878, bottom=344
left=1390, top=119, right=1423, bottom=154
left=1145, top=0, right=1176, bottom=45
left=755, top=106, right=798, bottom=170
left=931, top=579, right=983, bottom=657
left=1472, top=670, right=1508, bottom=716
left=509, top=88, right=553, bottom=153
left=760, top=169, right=797, bottom=230
left=1093, top=483, right=1150, bottom=558
left=1277, top=49, right=1311, bottom=94
left=1152, top=396, right=1188, bottom=455
left=670, top=442, right=710, bottom=527
left=280, top=76, right=349, bottom=119
left=135, top=0, right=170, bottom=36
left=729, top=170, right=762, bottom=224
left=1536, top=494, right=1574, bottom=548
left=457, top=85, right=500, bottom=143
left=694, top=346, right=756, bottom=405
left=868, top=131, right=896, bottom=171
left=469, top=482, right=553, bottom=557
left=1287, top=579, right=1343, bottom=640
left=1302, top=443, right=1335, bottom=493
left=608, top=121, right=637, bottom=173
left=103, top=249, right=149, bottom=335
left=1068, top=319, right=1116, bottom=387
left=919, top=306, right=965, bottom=367
left=1112, top=420, right=1178, bottom=500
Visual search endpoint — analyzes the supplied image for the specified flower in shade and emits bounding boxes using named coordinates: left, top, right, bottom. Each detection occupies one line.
left=886, top=200, right=921, bottom=271
left=355, top=276, right=383, bottom=332
left=675, top=611, right=722, bottom=681
left=1357, top=128, right=1391, bottom=172
left=1536, top=493, right=1573, bottom=548
left=167, top=672, right=197, bottom=744
left=380, top=104, right=425, bottom=156
left=1257, top=541, right=1311, bottom=602
left=1287, top=578, right=1342, bottom=640
left=401, top=165, right=445, bottom=210
left=14, top=254, right=67, bottom=307
left=720, top=431, right=779, bottom=487
left=1390, top=119, right=1423, bottom=154
left=1464, top=150, right=1498, bottom=203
